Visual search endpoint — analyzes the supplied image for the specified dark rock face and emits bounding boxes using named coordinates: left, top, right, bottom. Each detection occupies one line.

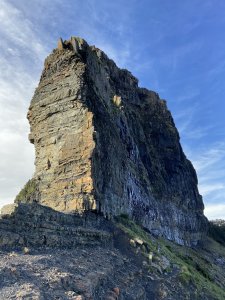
left=0, top=203, right=112, bottom=249
left=18, top=37, right=207, bottom=246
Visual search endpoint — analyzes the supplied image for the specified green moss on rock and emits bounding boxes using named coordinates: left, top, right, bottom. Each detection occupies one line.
left=15, top=179, right=38, bottom=203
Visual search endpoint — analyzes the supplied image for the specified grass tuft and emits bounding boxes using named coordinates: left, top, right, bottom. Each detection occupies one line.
left=15, top=179, right=37, bottom=203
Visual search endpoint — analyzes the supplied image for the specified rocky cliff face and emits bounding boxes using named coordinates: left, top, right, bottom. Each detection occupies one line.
left=17, top=37, right=207, bottom=246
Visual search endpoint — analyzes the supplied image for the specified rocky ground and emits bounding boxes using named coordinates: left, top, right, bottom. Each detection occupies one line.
left=0, top=226, right=225, bottom=300
left=0, top=246, right=136, bottom=300
left=0, top=239, right=182, bottom=300
left=0, top=243, right=151, bottom=299
left=0, top=203, right=173, bottom=299
left=0, top=204, right=224, bottom=299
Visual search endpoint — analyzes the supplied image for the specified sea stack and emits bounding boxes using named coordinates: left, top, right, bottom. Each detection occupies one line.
left=16, top=37, right=207, bottom=246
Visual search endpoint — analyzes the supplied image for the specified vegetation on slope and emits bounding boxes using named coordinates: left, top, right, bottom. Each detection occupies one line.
left=116, top=215, right=225, bottom=300
left=15, top=179, right=38, bottom=203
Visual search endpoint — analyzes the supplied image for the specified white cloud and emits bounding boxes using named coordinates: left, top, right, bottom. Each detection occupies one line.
left=0, top=0, right=47, bottom=207
left=200, top=183, right=225, bottom=196
left=173, top=103, right=214, bottom=141
left=205, top=203, right=225, bottom=220
left=172, top=102, right=225, bottom=221
left=0, top=0, right=47, bottom=59
left=192, top=144, right=225, bottom=172
left=184, top=142, right=225, bottom=220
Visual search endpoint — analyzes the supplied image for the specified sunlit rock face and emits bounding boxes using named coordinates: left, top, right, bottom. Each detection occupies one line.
left=22, top=37, right=207, bottom=246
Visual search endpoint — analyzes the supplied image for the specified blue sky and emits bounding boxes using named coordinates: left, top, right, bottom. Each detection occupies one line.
left=0, top=0, right=225, bottom=219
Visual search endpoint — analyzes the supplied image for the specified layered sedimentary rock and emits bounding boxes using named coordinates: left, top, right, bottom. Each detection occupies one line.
left=17, top=37, right=207, bottom=246
left=0, top=203, right=111, bottom=249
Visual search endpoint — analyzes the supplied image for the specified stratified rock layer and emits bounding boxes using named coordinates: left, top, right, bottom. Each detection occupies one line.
left=19, top=37, right=207, bottom=246
left=0, top=203, right=112, bottom=249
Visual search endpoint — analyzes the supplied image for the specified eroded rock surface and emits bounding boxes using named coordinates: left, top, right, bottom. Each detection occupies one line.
left=16, top=37, right=207, bottom=246
left=0, top=203, right=111, bottom=249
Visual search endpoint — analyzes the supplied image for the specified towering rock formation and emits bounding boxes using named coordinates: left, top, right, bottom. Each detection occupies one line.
left=16, top=37, right=207, bottom=246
